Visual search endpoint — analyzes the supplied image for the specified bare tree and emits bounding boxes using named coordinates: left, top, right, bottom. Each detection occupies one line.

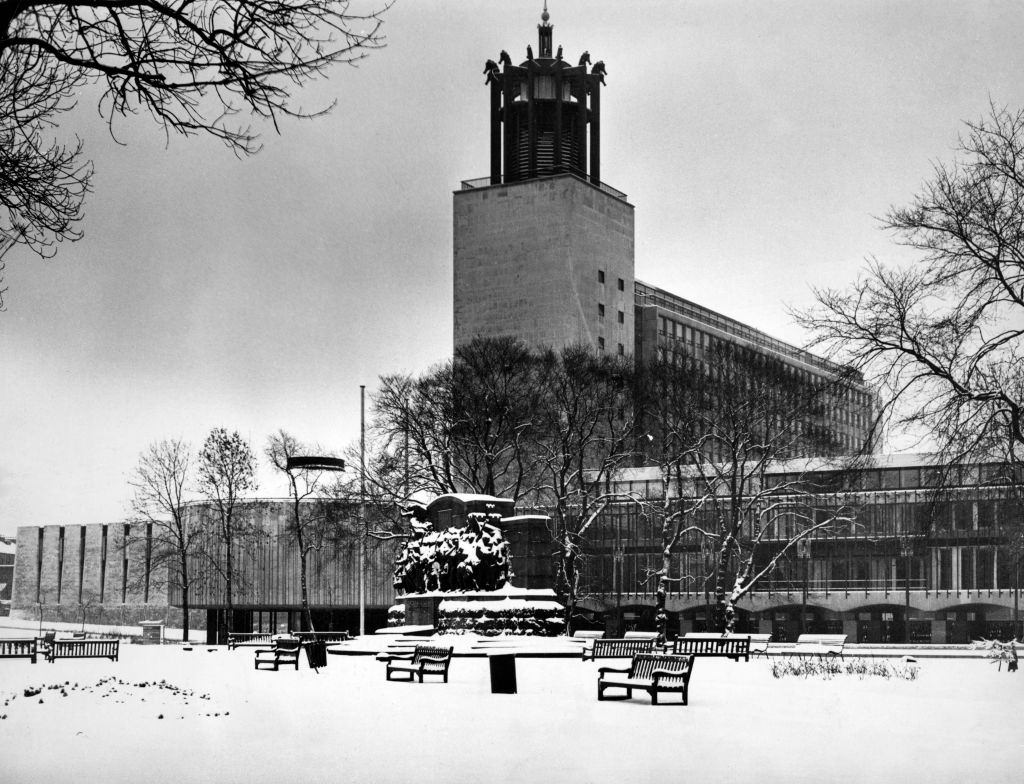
left=128, top=437, right=200, bottom=642
left=373, top=336, right=545, bottom=501
left=0, top=0, right=390, bottom=301
left=795, top=103, right=1024, bottom=481
left=530, top=345, right=637, bottom=634
left=374, top=369, right=459, bottom=498
left=638, top=347, right=857, bottom=637
left=265, top=429, right=338, bottom=632
left=197, top=427, right=257, bottom=636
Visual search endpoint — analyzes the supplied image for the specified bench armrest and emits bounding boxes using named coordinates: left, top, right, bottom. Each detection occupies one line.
left=254, top=648, right=276, bottom=655
left=597, top=666, right=631, bottom=675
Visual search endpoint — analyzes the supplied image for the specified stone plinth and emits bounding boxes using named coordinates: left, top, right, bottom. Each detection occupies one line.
left=397, top=586, right=560, bottom=633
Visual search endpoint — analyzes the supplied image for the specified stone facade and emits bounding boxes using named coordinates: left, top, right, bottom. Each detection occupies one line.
left=453, top=174, right=634, bottom=354
left=9, top=522, right=197, bottom=629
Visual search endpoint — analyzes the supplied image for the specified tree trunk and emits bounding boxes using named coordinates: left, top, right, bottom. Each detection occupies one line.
left=562, top=537, right=577, bottom=636
left=179, top=552, right=191, bottom=643
left=225, top=513, right=234, bottom=636
left=721, top=597, right=737, bottom=633
left=713, top=535, right=734, bottom=632
left=655, top=545, right=671, bottom=645
left=299, top=550, right=313, bottom=633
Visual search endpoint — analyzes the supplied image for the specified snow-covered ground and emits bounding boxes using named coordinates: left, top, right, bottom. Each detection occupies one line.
left=0, top=642, right=1020, bottom=783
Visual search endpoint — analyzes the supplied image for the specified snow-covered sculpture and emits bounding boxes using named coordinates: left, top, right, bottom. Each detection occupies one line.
left=393, top=508, right=511, bottom=594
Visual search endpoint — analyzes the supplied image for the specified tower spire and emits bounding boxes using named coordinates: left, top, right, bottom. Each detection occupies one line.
left=538, top=2, right=553, bottom=58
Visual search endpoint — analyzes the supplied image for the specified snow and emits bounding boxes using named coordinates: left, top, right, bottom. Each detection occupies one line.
left=438, top=598, right=563, bottom=612
left=0, top=636, right=1021, bottom=782
left=429, top=492, right=514, bottom=505
left=400, top=585, right=558, bottom=600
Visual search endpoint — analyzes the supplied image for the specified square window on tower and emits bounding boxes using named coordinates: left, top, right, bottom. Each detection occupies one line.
left=598, top=337, right=606, bottom=351
left=598, top=303, right=605, bottom=320
left=617, top=310, right=624, bottom=324
left=598, top=270, right=605, bottom=284
left=617, top=278, right=625, bottom=291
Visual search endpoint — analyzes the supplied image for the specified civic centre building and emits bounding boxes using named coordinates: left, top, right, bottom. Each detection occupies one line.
left=7, top=10, right=1022, bottom=644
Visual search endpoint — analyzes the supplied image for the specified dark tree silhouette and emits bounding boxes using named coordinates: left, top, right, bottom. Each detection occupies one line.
left=197, top=427, right=257, bottom=637
left=128, top=437, right=200, bottom=642
left=0, top=0, right=390, bottom=304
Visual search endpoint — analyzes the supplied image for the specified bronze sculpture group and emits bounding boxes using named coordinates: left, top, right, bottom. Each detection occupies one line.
left=393, top=510, right=512, bottom=594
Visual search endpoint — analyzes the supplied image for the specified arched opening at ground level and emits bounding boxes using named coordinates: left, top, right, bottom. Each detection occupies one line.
left=679, top=606, right=758, bottom=635
left=751, top=605, right=841, bottom=643
left=937, top=603, right=1023, bottom=644
left=848, top=604, right=921, bottom=644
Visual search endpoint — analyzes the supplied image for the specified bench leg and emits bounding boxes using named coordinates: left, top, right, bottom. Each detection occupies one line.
left=598, top=683, right=632, bottom=701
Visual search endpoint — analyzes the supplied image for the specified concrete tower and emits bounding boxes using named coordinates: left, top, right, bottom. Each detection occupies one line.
left=453, top=7, right=634, bottom=355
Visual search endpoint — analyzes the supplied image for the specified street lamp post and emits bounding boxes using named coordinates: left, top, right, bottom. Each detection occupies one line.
left=359, top=384, right=367, bottom=637
left=285, top=454, right=346, bottom=634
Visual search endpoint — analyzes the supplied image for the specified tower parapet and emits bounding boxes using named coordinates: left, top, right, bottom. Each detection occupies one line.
left=484, top=6, right=605, bottom=186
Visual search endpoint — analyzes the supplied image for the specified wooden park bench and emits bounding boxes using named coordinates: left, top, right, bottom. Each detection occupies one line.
left=254, top=637, right=302, bottom=671
left=296, top=630, right=351, bottom=644
left=47, top=638, right=120, bottom=663
left=380, top=645, right=454, bottom=683
left=582, top=638, right=656, bottom=661
left=1, top=638, right=39, bottom=664
left=597, top=653, right=695, bottom=705
left=228, top=632, right=274, bottom=650
left=781, top=634, right=848, bottom=660
left=671, top=634, right=751, bottom=661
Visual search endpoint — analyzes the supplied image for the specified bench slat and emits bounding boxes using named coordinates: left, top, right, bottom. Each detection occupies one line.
left=47, top=639, right=119, bottom=663
left=0, top=639, right=38, bottom=663
left=671, top=637, right=751, bottom=661
left=582, top=638, right=656, bottom=661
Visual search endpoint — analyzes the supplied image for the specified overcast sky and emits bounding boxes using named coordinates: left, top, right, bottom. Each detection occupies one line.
left=3, top=0, right=1024, bottom=537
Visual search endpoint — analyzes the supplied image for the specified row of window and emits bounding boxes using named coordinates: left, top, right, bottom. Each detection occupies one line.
left=597, top=337, right=625, bottom=355
left=562, top=544, right=1021, bottom=597
left=597, top=303, right=626, bottom=324
left=656, top=314, right=873, bottom=414
left=597, top=269, right=626, bottom=291
left=654, top=341, right=871, bottom=432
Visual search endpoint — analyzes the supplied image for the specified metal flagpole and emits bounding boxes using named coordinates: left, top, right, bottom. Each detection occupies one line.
left=359, top=384, right=366, bottom=636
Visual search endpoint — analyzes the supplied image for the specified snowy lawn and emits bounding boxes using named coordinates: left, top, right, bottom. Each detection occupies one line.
left=0, top=645, right=1020, bottom=783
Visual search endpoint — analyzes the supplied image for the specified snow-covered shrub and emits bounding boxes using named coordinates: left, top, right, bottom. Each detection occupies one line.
left=387, top=604, right=406, bottom=627
left=772, top=656, right=919, bottom=680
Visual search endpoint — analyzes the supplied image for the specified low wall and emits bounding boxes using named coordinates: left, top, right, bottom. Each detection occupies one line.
left=10, top=604, right=205, bottom=631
